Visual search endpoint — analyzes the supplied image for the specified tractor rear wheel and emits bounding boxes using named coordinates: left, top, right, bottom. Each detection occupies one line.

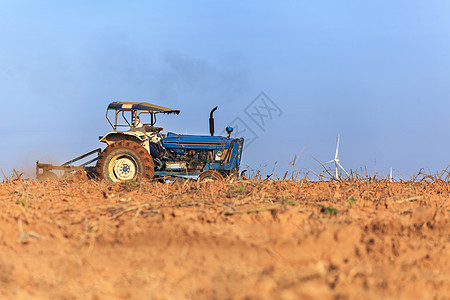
left=96, top=140, right=154, bottom=182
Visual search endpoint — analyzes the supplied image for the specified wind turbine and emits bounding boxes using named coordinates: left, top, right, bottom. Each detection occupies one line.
left=277, top=147, right=306, bottom=179
left=389, top=167, right=393, bottom=182
left=325, top=134, right=349, bottom=179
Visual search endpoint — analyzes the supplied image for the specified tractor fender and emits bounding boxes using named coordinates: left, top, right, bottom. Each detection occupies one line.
left=99, top=132, right=150, bottom=153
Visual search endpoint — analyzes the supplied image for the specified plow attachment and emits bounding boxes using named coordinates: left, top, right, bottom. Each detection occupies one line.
left=36, top=148, right=101, bottom=180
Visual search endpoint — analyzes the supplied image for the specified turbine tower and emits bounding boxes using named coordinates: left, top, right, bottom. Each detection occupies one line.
left=325, top=134, right=349, bottom=179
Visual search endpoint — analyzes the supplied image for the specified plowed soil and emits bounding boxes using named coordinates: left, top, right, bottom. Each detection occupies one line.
left=0, top=179, right=449, bottom=299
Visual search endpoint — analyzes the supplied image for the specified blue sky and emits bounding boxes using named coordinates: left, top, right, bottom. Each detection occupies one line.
left=1, top=1, right=450, bottom=179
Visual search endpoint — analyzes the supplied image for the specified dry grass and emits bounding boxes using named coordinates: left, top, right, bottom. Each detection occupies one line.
left=0, top=171, right=449, bottom=299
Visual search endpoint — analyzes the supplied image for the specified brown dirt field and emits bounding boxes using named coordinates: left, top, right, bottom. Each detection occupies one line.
left=0, top=179, right=449, bottom=299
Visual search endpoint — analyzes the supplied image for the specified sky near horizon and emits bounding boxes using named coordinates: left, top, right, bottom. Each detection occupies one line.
left=1, top=1, right=450, bottom=179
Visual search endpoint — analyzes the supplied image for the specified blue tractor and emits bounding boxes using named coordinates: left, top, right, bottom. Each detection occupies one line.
left=37, top=101, right=244, bottom=182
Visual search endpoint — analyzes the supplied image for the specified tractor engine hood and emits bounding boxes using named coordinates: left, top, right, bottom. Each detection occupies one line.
left=161, top=132, right=233, bottom=150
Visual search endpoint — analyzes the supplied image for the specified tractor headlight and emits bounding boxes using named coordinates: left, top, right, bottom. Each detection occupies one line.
left=215, top=150, right=223, bottom=160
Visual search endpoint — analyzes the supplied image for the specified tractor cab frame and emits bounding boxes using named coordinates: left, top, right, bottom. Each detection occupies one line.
left=105, top=101, right=180, bottom=132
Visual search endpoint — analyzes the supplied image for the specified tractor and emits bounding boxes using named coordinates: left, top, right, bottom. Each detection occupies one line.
left=36, top=101, right=244, bottom=182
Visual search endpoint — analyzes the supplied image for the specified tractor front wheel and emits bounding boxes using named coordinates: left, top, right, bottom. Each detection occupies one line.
left=197, top=170, right=224, bottom=183
left=96, top=141, right=154, bottom=182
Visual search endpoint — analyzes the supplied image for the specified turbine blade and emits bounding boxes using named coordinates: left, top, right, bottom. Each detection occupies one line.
left=335, top=134, right=340, bottom=160
left=336, top=161, right=349, bottom=176
left=311, top=155, right=337, bottom=179
left=325, top=159, right=335, bottom=164
left=293, top=146, right=306, bottom=165
left=291, top=155, right=297, bottom=165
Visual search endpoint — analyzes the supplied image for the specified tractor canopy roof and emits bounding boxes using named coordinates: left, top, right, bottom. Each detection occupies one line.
left=108, top=101, right=180, bottom=115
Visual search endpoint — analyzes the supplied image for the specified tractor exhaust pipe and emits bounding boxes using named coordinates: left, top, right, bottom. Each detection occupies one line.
left=209, top=106, right=217, bottom=136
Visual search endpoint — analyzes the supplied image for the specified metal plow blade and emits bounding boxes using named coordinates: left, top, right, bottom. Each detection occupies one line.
left=36, top=148, right=101, bottom=180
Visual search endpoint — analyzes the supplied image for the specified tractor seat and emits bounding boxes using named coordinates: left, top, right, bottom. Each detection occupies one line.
left=143, top=125, right=163, bottom=133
